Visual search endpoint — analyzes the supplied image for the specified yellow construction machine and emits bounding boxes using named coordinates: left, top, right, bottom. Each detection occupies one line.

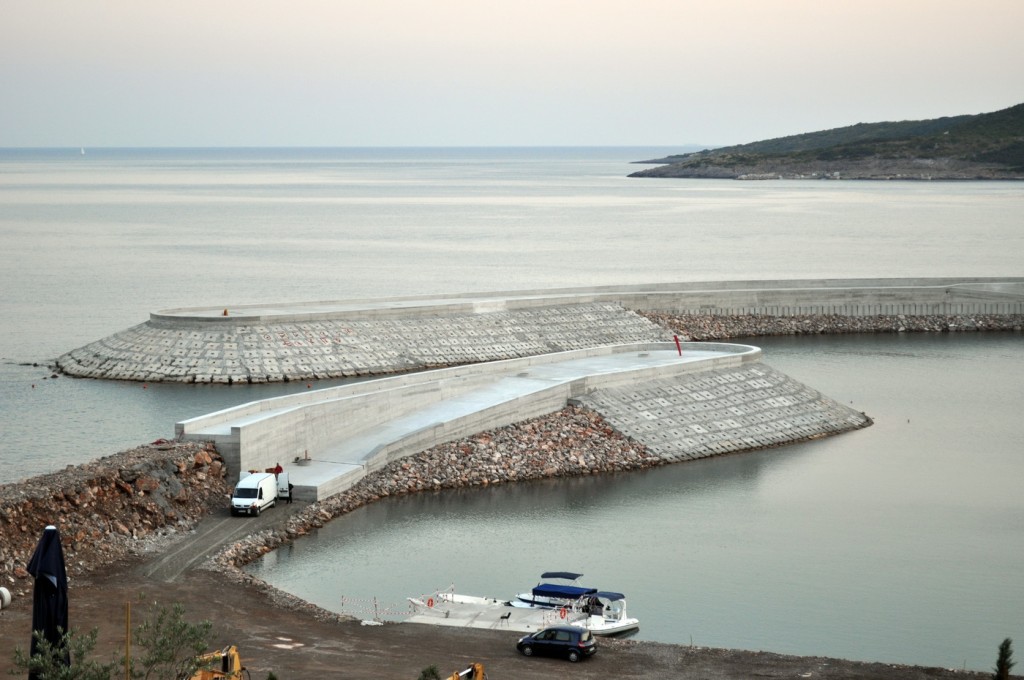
left=447, top=663, right=486, bottom=680
left=189, top=645, right=250, bottom=680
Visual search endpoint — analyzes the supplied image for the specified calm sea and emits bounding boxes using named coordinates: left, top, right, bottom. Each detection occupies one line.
left=2, top=148, right=1022, bottom=670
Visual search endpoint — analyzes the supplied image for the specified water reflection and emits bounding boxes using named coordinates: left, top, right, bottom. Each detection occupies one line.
left=247, top=333, right=1024, bottom=672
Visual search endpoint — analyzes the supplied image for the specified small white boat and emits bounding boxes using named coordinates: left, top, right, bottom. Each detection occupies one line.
left=569, top=591, right=640, bottom=636
left=513, top=572, right=639, bottom=636
left=406, top=579, right=639, bottom=636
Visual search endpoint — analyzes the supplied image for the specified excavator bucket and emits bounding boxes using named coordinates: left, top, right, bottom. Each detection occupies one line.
left=189, top=645, right=247, bottom=680
left=448, top=663, right=485, bottom=680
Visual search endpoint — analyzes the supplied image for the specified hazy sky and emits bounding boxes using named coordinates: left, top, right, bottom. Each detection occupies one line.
left=2, top=0, right=1022, bottom=147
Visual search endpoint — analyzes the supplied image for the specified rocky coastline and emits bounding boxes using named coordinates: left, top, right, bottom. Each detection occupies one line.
left=627, top=156, right=1024, bottom=180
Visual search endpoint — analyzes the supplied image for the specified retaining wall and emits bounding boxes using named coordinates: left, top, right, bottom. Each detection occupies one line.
left=178, top=342, right=764, bottom=492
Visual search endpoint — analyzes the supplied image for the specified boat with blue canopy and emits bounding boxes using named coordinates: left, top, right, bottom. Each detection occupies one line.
left=511, top=572, right=639, bottom=635
left=513, top=571, right=595, bottom=608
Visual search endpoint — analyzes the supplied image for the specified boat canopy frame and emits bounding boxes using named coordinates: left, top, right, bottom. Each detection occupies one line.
left=531, top=583, right=598, bottom=600
left=594, top=591, right=626, bottom=602
left=539, top=571, right=583, bottom=581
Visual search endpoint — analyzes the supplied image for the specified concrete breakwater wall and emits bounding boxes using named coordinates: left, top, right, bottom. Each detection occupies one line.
left=177, top=342, right=761, bottom=494
left=177, top=341, right=870, bottom=503
left=55, top=278, right=1024, bottom=384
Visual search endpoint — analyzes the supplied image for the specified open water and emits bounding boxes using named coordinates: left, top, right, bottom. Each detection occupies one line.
left=1, top=148, right=1022, bottom=670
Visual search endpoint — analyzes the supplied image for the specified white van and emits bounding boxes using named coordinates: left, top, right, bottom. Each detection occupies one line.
left=231, top=472, right=277, bottom=516
left=276, top=472, right=291, bottom=503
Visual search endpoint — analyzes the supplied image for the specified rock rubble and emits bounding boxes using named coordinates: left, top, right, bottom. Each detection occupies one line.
left=0, top=440, right=229, bottom=595
left=637, top=312, right=1024, bottom=340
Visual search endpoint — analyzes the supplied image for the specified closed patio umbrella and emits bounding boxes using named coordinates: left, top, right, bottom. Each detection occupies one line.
left=26, top=525, right=69, bottom=678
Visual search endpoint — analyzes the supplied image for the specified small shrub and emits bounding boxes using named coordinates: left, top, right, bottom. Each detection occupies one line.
left=12, top=627, right=117, bottom=680
left=418, top=666, right=441, bottom=680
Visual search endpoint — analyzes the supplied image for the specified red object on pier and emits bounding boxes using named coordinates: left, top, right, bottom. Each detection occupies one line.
left=673, top=335, right=682, bottom=355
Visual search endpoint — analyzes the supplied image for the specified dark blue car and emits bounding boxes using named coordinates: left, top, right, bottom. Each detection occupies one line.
left=516, top=625, right=597, bottom=662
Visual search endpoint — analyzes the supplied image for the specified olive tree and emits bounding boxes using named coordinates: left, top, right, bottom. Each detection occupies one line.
left=11, top=601, right=213, bottom=680
left=128, top=602, right=213, bottom=680
left=11, top=627, right=116, bottom=680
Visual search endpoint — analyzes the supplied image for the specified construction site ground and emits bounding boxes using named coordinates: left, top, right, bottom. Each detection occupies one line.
left=0, top=502, right=990, bottom=680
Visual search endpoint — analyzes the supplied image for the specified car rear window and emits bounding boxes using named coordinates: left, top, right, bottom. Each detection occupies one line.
left=580, top=630, right=593, bottom=642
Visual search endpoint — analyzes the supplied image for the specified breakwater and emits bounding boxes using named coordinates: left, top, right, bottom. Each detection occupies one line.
left=57, top=302, right=668, bottom=383
left=53, top=278, right=1024, bottom=384
left=175, top=341, right=869, bottom=504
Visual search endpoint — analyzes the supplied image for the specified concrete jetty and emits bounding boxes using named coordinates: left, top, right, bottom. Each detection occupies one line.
left=56, top=277, right=1024, bottom=384
left=176, top=341, right=870, bottom=501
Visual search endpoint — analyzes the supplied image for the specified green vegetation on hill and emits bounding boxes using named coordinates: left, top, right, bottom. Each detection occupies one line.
left=632, top=102, right=1024, bottom=180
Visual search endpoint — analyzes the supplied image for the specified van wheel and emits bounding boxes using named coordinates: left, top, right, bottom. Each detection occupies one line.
left=520, top=645, right=533, bottom=657
left=568, top=650, right=581, bottom=662
left=255, top=505, right=261, bottom=517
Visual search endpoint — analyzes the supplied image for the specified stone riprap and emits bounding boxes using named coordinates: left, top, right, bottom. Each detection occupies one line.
left=641, top=311, right=1024, bottom=341
left=575, top=364, right=870, bottom=463
left=57, top=302, right=670, bottom=383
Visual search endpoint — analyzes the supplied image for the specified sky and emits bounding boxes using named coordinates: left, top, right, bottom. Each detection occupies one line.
left=2, top=0, right=1022, bottom=148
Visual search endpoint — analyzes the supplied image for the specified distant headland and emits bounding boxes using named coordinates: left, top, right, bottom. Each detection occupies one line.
left=630, top=102, right=1024, bottom=180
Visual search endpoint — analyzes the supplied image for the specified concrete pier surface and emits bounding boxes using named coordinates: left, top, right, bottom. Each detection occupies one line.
left=177, top=342, right=870, bottom=501
left=56, top=277, right=1024, bottom=384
